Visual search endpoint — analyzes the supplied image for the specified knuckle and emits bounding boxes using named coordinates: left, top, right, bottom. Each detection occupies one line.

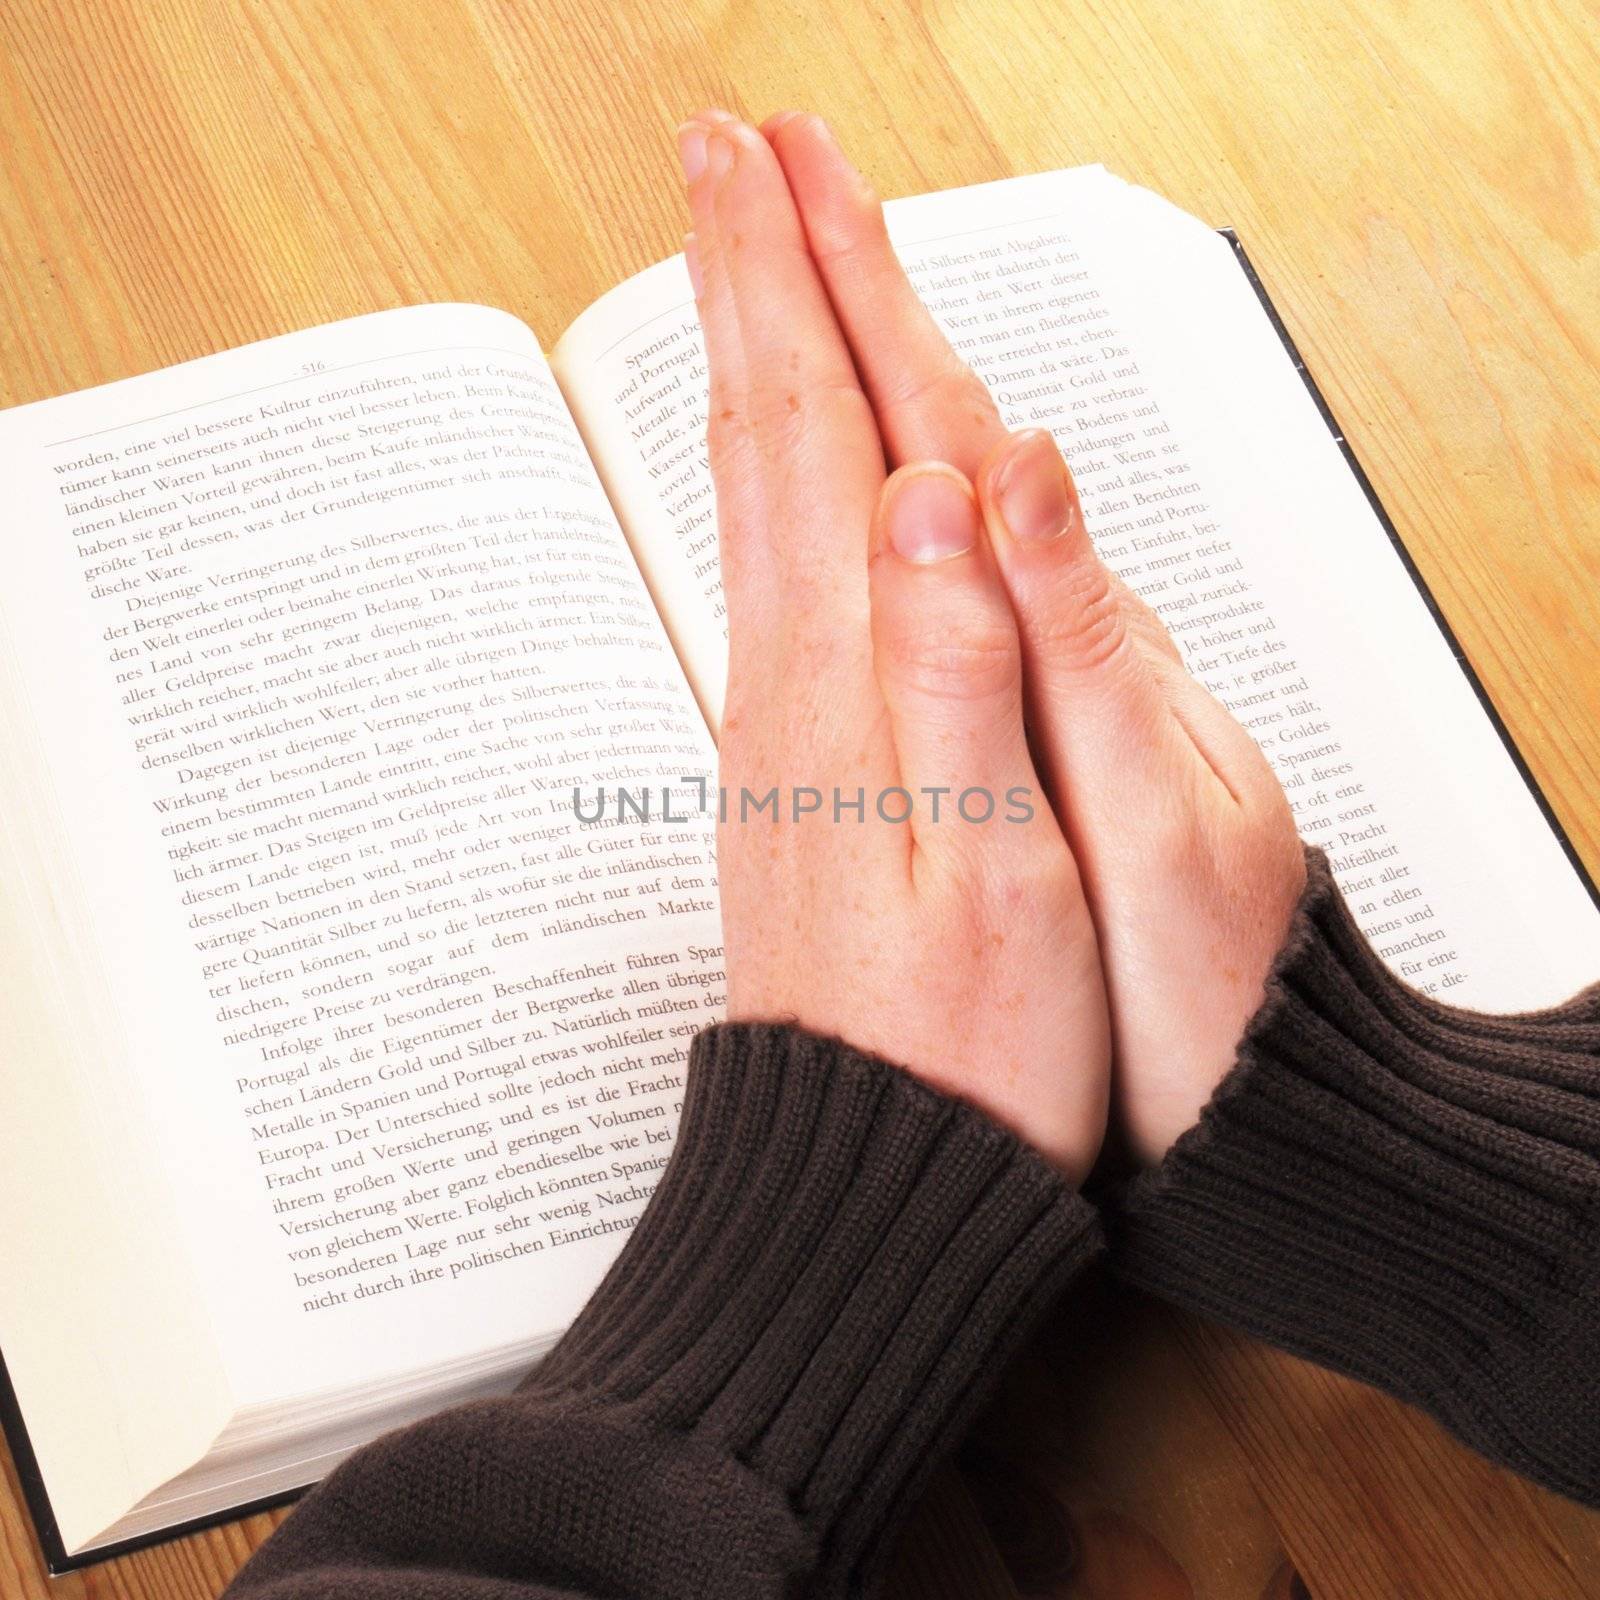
left=742, top=376, right=872, bottom=455
left=883, top=358, right=991, bottom=417
left=882, top=614, right=1021, bottom=703
left=811, top=192, right=891, bottom=265
left=1033, top=561, right=1131, bottom=675
left=1113, top=577, right=1183, bottom=662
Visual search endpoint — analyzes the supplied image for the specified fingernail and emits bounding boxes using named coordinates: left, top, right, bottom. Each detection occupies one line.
left=886, top=468, right=978, bottom=563
left=678, top=122, right=708, bottom=184
left=684, top=232, right=703, bottom=299
left=994, top=430, right=1074, bottom=544
left=706, top=129, right=736, bottom=181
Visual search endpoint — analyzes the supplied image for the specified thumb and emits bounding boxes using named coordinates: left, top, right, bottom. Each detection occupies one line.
left=978, top=428, right=1277, bottom=817
left=868, top=462, right=1051, bottom=865
left=976, top=429, right=1184, bottom=792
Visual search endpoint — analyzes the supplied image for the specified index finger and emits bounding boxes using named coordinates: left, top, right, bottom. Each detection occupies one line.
left=763, top=112, right=1008, bottom=479
left=680, top=112, right=891, bottom=768
left=684, top=115, right=885, bottom=598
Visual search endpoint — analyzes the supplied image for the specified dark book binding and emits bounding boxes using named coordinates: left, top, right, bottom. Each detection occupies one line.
left=1220, top=230, right=1598, bottom=915
left=1, top=230, right=1595, bottom=1579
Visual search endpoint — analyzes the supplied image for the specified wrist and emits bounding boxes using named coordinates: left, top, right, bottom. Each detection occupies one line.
left=1106, top=846, right=1600, bottom=1503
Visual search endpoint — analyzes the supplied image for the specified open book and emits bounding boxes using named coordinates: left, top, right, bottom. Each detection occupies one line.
left=3, top=163, right=1598, bottom=1572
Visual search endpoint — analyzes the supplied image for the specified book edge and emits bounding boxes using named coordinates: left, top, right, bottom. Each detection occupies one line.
left=0, top=1340, right=311, bottom=1575
left=1218, top=228, right=1600, bottom=917
left=0, top=1343, right=309, bottom=1575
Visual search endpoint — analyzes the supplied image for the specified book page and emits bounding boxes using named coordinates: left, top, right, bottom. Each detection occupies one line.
left=556, top=169, right=1600, bottom=1007
left=0, top=757, right=233, bottom=1554
left=0, top=304, right=724, bottom=1441
left=551, top=265, right=724, bottom=724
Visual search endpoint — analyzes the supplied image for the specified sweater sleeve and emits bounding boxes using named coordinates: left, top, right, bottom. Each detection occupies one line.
left=1109, top=845, right=1600, bottom=1505
left=224, top=1022, right=1100, bottom=1600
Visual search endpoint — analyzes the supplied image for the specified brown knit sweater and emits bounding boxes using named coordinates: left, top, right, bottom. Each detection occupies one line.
left=224, top=849, right=1600, bottom=1598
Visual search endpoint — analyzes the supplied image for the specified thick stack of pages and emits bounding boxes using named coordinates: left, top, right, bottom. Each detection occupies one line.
left=2, top=164, right=1596, bottom=1570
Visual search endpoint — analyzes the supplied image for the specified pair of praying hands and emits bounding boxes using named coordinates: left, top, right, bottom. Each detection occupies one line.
left=681, top=112, right=1305, bottom=1182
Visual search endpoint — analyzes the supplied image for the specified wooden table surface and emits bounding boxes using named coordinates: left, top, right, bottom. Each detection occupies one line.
left=3, top=0, right=1599, bottom=1594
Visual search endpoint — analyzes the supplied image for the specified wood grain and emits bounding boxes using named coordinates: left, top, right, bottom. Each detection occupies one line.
left=3, top=0, right=1599, bottom=1594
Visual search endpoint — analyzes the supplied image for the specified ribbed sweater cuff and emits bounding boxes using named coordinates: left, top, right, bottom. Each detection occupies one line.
left=536, top=1021, right=1101, bottom=1590
left=1110, top=847, right=1600, bottom=1503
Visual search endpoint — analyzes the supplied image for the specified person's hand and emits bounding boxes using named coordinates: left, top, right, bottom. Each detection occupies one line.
left=678, top=111, right=1109, bottom=1182
left=758, top=112, right=1306, bottom=1166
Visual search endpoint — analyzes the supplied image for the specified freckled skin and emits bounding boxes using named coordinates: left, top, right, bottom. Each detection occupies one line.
left=683, top=109, right=1301, bottom=1178
left=739, top=109, right=1306, bottom=1167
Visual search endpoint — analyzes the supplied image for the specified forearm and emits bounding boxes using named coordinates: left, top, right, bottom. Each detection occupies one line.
left=1112, top=845, right=1600, bottom=1504
left=226, top=1023, right=1100, bottom=1600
